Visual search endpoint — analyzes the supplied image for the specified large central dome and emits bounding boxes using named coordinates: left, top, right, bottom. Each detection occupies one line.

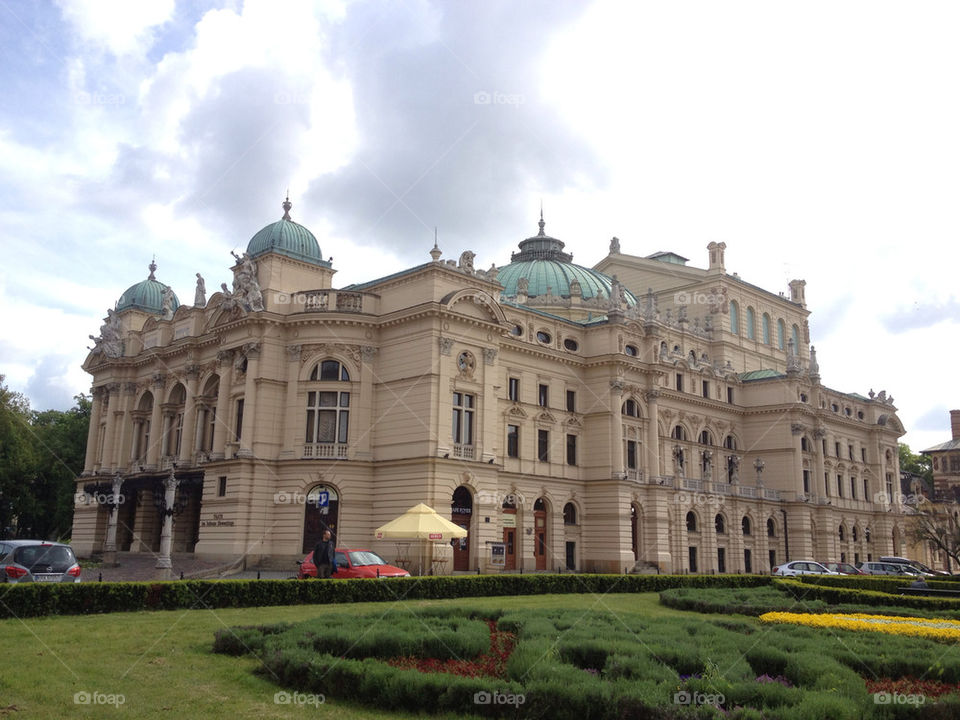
left=497, top=214, right=637, bottom=307
left=246, top=196, right=330, bottom=267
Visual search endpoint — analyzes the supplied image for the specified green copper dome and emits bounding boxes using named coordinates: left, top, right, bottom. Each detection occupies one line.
left=246, top=196, right=330, bottom=266
left=497, top=215, right=638, bottom=306
left=116, top=260, right=180, bottom=314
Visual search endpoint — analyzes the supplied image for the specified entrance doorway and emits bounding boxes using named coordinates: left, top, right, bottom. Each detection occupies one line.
left=534, top=498, right=547, bottom=571
left=565, top=541, right=576, bottom=570
left=451, top=486, right=472, bottom=571
left=502, top=496, right=517, bottom=570
left=302, top=485, right=340, bottom=553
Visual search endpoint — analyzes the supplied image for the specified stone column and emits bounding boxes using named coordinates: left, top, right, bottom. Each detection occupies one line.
left=791, top=423, right=805, bottom=495
left=814, top=428, right=826, bottom=500
left=178, top=365, right=201, bottom=465
left=480, top=347, right=498, bottom=462
left=83, top=387, right=105, bottom=474
left=116, top=383, right=138, bottom=473
left=99, top=383, right=122, bottom=474
left=610, top=379, right=625, bottom=477
left=102, top=473, right=124, bottom=566
left=145, top=375, right=166, bottom=468
left=238, top=343, right=260, bottom=458
left=282, top=345, right=302, bottom=458
left=212, top=350, right=234, bottom=460
left=644, top=389, right=661, bottom=478
left=155, top=469, right=178, bottom=578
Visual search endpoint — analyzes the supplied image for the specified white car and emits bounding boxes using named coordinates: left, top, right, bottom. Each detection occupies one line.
left=772, top=560, right=839, bottom=576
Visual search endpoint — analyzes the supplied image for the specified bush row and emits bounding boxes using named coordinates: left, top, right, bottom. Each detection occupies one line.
left=0, top=573, right=772, bottom=619
left=777, top=579, right=960, bottom=612
left=795, top=575, right=960, bottom=593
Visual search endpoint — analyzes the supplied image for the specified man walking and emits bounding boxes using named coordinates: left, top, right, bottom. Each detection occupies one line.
left=312, top=529, right=337, bottom=578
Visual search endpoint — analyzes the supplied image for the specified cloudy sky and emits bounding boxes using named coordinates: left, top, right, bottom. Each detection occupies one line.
left=1, top=0, right=957, bottom=452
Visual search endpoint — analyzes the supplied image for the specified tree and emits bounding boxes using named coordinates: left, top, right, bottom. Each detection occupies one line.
left=908, top=500, right=960, bottom=573
left=899, top=443, right=932, bottom=484
left=0, top=375, right=89, bottom=540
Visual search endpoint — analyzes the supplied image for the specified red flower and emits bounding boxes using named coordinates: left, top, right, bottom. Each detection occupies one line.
left=386, top=620, right=516, bottom=678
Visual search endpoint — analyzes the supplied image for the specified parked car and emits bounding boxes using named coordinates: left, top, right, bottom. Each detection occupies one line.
left=0, top=540, right=81, bottom=583
left=857, top=561, right=914, bottom=576
left=879, top=556, right=942, bottom=576
left=298, top=548, right=411, bottom=579
left=772, top=560, right=838, bottom=576
left=822, top=562, right=864, bottom=575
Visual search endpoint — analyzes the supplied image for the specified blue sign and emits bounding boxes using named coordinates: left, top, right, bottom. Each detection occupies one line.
left=317, top=491, right=329, bottom=508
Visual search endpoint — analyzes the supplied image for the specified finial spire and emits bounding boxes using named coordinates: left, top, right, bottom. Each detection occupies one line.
left=282, top=191, right=292, bottom=221
left=148, top=256, right=157, bottom=281
left=429, top=227, right=442, bottom=262
left=537, top=201, right=546, bottom=237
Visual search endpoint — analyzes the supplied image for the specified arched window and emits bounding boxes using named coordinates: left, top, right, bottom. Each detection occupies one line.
left=746, top=306, right=756, bottom=340
left=622, top=399, right=640, bottom=418
left=310, top=360, right=350, bottom=381
left=672, top=425, right=687, bottom=441
left=724, top=435, right=737, bottom=450
left=852, top=527, right=859, bottom=542
left=791, top=324, right=800, bottom=351
left=801, top=436, right=809, bottom=452
left=838, top=525, right=845, bottom=542
left=686, top=511, right=697, bottom=532
left=729, top=301, right=740, bottom=335
left=742, top=516, right=751, bottom=535
left=715, top=514, right=725, bottom=534
left=762, top=314, right=771, bottom=345
left=777, top=319, right=785, bottom=350
left=563, top=502, right=577, bottom=525
left=699, top=431, right=712, bottom=445
left=767, top=518, right=775, bottom=537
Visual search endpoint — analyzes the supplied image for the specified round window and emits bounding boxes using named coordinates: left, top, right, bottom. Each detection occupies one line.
left=536, top=331, right=552, bottom=344
left=509, top=325, right=523, bottom=336
left=624, top=344, right=638, bottom=356
left=563, top=338, right=579, bottom=352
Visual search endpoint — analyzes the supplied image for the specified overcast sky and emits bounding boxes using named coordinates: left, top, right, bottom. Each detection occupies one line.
left=1, top=0, right=957, bottom=452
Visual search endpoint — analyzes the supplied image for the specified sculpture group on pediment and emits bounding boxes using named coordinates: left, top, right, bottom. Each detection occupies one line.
left=229, top=251, right=265, bottom=312
left=89, top=308, right=124, bottom=358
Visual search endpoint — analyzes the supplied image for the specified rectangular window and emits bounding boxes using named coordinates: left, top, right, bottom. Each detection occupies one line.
left=171, top=412, right=183, bottom=456
left=566, top=434, right=577, bottom=466
left=306, top=391, right=350, bottom=444
left=702, top=380, right=710, bottom=399
left=864, top=477, right=869, bottom=500
left=452, top=393, right=475, bottom=445
left=837, top=474, right=843, bottom=498
left=234, top=399, right=244, bottom=442
left=538, top=429, right=549, bottom=462
left=507, top=425, right=519, bottom=458
left=825, top=472, right=830, bottom=495
left=676, top=373, right=684, bottom=392
left=886, top=473, right=893, bottom=499
left=851, top=476, right=857, bottom=500
left=217, top=476, right=227, bottom=497
left=688, top=546, right=698, bottom=573
left=803, top=469, right=810, bottom=494
left=717, top=547, right=726, bottom=574
left=744, top=548, right=752, bottom=573
left=861, top=448, right=867, bottom=463
left=822, top=439, right=827, bottom=455
left=566, top=390, right=576, bottom=412
left=727, top=387, right=734, bottom=404
left=508, top=377, right=520, bottom=402
left=538, top=383, right=549, bottom=408
left=835, top=442, right=841, bottom=457
left=848, top=445, right=854, bottom=461
left=626, top=440, right=637, bottom=470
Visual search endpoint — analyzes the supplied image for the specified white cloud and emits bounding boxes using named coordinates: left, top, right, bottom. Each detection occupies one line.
left=56, top=0, right=175, bottom=57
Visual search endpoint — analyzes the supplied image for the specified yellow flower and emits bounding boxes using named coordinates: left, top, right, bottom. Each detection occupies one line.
left=758, top=612, right=960, bottom=642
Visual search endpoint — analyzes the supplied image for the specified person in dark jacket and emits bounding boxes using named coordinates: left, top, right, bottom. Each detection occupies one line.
left=312, top=529, right=337, bottom=578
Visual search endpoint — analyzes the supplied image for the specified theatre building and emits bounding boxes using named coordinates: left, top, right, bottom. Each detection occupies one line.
left=73, top=198, right=909, bottom=573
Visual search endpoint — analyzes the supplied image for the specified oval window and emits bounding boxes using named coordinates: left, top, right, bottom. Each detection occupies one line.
left=510, top=325, right=523, bottom=336
left=563, top=338, right=579, bottom=352
left=624, top=344, right=638, bottom=356
left=536, top=331, right=552, bottom=344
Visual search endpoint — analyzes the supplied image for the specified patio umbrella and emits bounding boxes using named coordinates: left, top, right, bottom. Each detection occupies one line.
left=375, top=503, right=468, bottom=540
left=374, top=503, right=467, bottom=575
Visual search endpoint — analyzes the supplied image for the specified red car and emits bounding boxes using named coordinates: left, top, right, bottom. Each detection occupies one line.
left=297, top=548, right=410, bottom=579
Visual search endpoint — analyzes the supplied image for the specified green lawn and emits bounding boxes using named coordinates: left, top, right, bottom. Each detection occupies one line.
left=0, top=592, right=687, bottom=719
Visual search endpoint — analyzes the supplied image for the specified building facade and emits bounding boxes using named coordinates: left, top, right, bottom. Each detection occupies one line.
left=73, top=200, right=909, bottom=573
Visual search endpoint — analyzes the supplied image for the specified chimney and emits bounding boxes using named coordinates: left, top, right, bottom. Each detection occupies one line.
left=707, top=242, right=726, bottom=273
left=952, top=409, right=960, bottom=440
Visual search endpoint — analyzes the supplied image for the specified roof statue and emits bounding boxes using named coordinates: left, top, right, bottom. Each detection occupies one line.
left=194, top=274, right=206, bottom=307
left=230, top=250, right=265, bottom=312
left=160, top=285, right=175, bottom=321
left=89, top=308, right=124, bottom=358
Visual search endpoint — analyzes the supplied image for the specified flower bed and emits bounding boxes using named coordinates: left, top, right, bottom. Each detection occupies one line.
left=760, top=611, right=960, bottom=642
left=387, top=619, right=515, bottom=678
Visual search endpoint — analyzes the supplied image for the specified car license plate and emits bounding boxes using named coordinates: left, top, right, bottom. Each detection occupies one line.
left=34, top=574, right=61, bottom=582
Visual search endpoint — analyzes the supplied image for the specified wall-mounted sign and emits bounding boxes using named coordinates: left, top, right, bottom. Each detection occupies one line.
left=490, top=542, right=505, bottom=566
left=502, top=514, right=516, bottom=528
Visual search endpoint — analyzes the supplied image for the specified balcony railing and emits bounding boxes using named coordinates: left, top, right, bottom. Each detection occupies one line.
left=453, top=444, right=475, bottom=460
left=303, top=443, right=348, bottom=459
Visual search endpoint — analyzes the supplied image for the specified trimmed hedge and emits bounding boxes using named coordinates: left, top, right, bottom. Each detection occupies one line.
left=777, top=578, right=960, bottom=612
left=0, top=573, right=772, bottom=619
left=794, top=574, right=960, bottom=593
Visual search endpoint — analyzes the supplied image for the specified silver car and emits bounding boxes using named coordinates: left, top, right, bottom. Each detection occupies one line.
left=857, top=561, right=910, bottom=576
left=0, top=540, right=81, bottom=583
left=772, top=560, right=839, bottom=576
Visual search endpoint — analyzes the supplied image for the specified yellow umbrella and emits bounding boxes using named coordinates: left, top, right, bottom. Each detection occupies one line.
left=375, top=503, right=468, bottom=540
